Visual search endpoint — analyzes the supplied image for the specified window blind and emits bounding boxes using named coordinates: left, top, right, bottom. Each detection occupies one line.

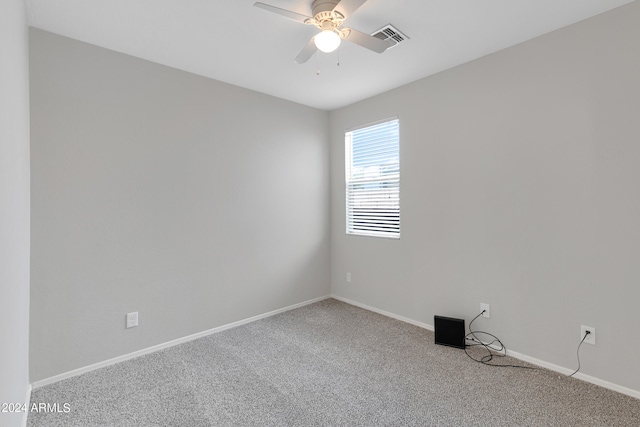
left=345, top=118, right=400, bottom=238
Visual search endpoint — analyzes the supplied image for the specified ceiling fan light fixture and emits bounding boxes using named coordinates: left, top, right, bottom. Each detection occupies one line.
left=314, top=30, right=341, bottom=53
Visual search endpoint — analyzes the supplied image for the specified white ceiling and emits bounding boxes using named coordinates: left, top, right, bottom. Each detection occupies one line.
left=26, top=0, right=635, bottom=111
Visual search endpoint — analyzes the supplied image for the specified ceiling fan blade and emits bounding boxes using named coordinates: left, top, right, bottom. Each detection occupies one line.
left=253, top=2, right=312, bottom=24
left=295, top=37, right=318, bottom=64
left=343, top=28, right=391, bottom=53
left=333, top=0, right=368, bottom=19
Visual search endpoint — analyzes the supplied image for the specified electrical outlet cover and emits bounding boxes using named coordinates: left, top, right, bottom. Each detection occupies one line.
left=126, top=312, right=139, bottom=329
left=480, top=303, right=490, bottom=318
left=581, top=325, right=596, bottom=345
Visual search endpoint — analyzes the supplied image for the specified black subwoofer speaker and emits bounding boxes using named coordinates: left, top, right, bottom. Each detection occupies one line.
left=434, top=315, right=465, bottom=349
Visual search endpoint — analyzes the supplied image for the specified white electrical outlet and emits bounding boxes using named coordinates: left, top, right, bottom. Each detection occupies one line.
left=346, top=272, right=352, bottom=283
left=581, top=325, right=596, bottom=345
left=126, top=312, right=138, bottom=329
left=480, top=303, right=490, bottom=318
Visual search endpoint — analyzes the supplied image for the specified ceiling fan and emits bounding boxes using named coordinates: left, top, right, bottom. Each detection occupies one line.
left=254, top=0, right=392, bottom=64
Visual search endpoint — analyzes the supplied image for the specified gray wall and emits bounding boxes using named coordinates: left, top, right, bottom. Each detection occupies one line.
left=30, top=29, right=330, bottom=382
left=0, top=0, right=31, bottom=425
left=330, top=2, right=640, bottom=392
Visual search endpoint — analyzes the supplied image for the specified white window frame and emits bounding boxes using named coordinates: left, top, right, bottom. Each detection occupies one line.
left=345, top=117, right=400, bottom=239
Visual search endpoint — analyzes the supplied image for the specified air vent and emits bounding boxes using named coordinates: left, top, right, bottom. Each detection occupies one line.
left=371, top=24, right=408, bottom=49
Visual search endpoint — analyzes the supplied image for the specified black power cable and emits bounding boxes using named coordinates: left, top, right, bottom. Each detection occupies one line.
left=464, top=311, right=538, bottom=370
left=568, top=330, right=591, bottom=377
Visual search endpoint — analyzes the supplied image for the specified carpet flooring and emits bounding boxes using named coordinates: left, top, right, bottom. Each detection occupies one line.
left=28, top=298, right=640, bottom=426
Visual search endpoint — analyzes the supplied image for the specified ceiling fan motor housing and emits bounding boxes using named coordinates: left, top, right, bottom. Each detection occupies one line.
left=312, top=0, right=343, bottom=21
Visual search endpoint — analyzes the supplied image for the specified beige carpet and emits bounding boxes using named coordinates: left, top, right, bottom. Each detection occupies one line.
left=29, top=299, right=640, bottom=426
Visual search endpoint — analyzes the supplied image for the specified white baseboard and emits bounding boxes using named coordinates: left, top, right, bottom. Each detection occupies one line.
left=32, top=295, right=331, bottom=389
left=331, top=295, right=434, bottom=331
left=21, top=384, right=32, bottom=427
left=332, top=294, right=640, bottom=400
left=31, top=293, right=640, bottom=401
left=504, top=348, right=640, bottom=399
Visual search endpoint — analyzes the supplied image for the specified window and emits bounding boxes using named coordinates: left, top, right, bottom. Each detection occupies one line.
left=345, top=118, right=400, bottom=238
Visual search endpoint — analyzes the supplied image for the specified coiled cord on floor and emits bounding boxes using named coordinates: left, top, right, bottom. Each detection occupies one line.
left=464, top=311, right=538, bottom=370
